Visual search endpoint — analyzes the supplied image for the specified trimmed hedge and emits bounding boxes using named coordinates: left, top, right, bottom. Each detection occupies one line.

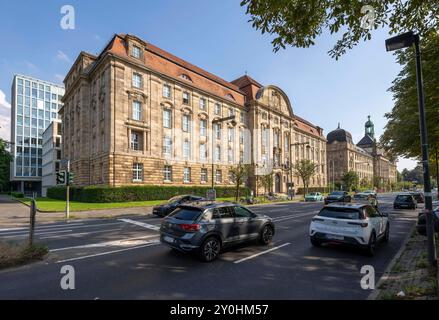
left=11, top=192, right=24, bottom=198
left=296, top=187, right=328, bottom=195
left=47, top=185, right=250, bottom=203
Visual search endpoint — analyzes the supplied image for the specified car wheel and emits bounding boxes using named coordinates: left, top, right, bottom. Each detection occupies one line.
left=383, top=224, right=390, bottom=243
left=259, top=225, right=274, bottom=245
left=199, top=237, right=221, bottom=262
left=311, top=238, right=322, bottom=247
left=366, top=232, right=376, bottom=256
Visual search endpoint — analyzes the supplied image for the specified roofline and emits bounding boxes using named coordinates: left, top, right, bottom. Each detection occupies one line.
left=13, top=74, right=65, bottom=89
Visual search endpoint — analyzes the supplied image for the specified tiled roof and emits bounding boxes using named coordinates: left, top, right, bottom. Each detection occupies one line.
left=357, top=134, right=374, bottom=146
left=231, top=75, right=263, bottom=88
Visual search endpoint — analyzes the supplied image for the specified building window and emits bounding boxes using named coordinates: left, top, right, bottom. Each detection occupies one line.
left=239, top=150, right=244, bottom=163
left=163, top=136, right=172, bottom=155
left=228, top=147, right=233, bottom=163
left=163, top=84, right=172, bottom=99
left=215, top=169, right=222, bottom=183
left=214, top=103, right=221, bottom=115
left=182, top=114, right=191, bottom=132
left=163, top=165, right=172, bottom=181
left=215, top=123, right=221, bottom=139
left=182, top=91, right=190, bottom=105
left=228, top=171, right=235, bottom=184
left=215, top=145, right=221, bottom=162
left=183, top=167, right=191, bottom=183
left=132, top=73, right=142, bottom=88
left=199, top=97, right=206, bottom=110
left=239, top=128, right=244, bottom=144
left=132, top=45, right=141, bottom=59
left=240, top=112, right=245, bottom=123
left=200, top=119, right=207, bottom=137
left=228, top=127, right=234, bottom=142
left=228, top=108, right=234, bottom=117
left=132, top=163, right=143, bottom=182
left=201, top=168, right=208, bottom=183
left=163, top=109, right=172, bottom=128
left=183, top=140, right=191, bottom=159
left=130, top=131, right=141, bottom=151
left=132, top=101, right=142, bottom=121
left=200, top=143, right=207, bottom=161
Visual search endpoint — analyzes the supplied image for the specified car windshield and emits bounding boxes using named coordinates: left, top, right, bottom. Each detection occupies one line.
left=309, top=193, right=317, bottom=196
left=330, top=191, right=344, bottom=196
left=168, top=207, right=203, bottom=221
left=396, top=195, right=412, bottom=201
left=318, top=208, right=362, bottom=220
left=168, top=196, right=184, bottom=203
left=354, top=194, right=368, bottom=199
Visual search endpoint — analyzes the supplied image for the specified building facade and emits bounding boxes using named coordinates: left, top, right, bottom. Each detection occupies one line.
left=60, top=34, right=326, bottom=194
left=10, top=75, right=64, bottom=196
left=326, top=117, right=397, bottom=190
left=41, top=120, right=62, bottom=197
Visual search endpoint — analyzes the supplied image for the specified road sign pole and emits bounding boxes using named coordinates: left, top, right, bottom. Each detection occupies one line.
left=66, top=160, right=70, bottom=219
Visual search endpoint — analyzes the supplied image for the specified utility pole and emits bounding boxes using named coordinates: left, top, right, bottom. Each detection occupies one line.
left=66, top=160, right=70, bottom=219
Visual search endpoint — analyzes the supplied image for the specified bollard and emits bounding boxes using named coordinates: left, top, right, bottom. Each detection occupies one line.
left=29, top=198, right=36, bottom=247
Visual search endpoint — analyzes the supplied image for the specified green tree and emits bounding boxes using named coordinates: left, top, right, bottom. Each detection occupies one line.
left=240, top=0, right=439, bottom=59
left=342, top=171, right=359, bottom=191
left=0, top=138, right=12, bottom=193
left=229, top=163, right=250, bottom=201
left=380, top=33, right=439, bottom=161
left=293, top=159, right=317, bottom=195
left=260, top=173, right=274, bottom=195
left=360, top=177, right=372, bottom=189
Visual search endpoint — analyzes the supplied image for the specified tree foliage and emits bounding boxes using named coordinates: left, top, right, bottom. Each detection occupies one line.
left=0, top=138, right=12, bottom=192
left=229, top=163, right=251, bottom=201
left=380, top=33, right=439, bottom=165
left=240, top=0, right=439, bottom=59
left=293, top=159, right=317, bottom=195
left=342, top=171, right=359, bottom=191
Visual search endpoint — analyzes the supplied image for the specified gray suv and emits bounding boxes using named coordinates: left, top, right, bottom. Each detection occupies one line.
left=159, top=201, right=275, bottom=262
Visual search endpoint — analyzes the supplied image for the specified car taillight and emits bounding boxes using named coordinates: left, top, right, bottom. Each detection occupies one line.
left=312, top=218, right=324, bottom=222
left=348, top=222, right=368, bottom=227
left=179, top=224, right=201, bottom=232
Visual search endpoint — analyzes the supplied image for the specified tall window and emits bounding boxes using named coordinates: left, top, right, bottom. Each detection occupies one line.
left=228, top=147, right=233, bottom=163
left=163, top=136, right=172, bottom=155
left=132, top=45, right=141, bottom=59
left=201, top=168, right=208, bottom=183
left=214, top=103, right=221, bottom=115
left=239, top=150, right=244, bottom=163
left=132, top=73, right=142, bottom=88
left=182, top=114, right=191, bottom=132
left=273, top=131, right=279, bottom=148
left=163, top=84, right=171, bottom=99
left=228, top=127, right=234, bottom=142
left=163, top=165, right=172, bottom=181
left=215, top=145, right=221, bottom=162
left=182, top=91, right=190, bottom=105
left=130, top=132, right=140, bottom=150
left=215, top=123, right=221, bottom=139
left=199, top=97, right=206, bottom=110
left=200, top=143, right=207, bottom=161
left=240, top=112, right=245, bottom=123
left=239, top=128, right=244, bottom=144
left=183, top=140, right=191, bottom=159
left=228, top=108, right=234, bottom=117
left=215, top=169, right=222, bottom=183
left=163, top=109, right=172, bottom=128
left=132, top=101, right=142, bottom=121
left=200, top=119, right=207, bottom=137
left=132, top=163, right=143, bottom=182
left=183, top=167, right=191, bottom=183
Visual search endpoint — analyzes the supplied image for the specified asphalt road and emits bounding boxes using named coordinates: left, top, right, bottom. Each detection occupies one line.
left=0, top=193, right=419, bottom=300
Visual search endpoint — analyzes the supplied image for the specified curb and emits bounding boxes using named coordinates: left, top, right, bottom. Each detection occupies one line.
left=367, top=224, right=416, bottom=300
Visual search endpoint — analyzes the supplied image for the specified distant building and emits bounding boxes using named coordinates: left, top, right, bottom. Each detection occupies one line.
left=59, top=33, right=327, bottom=194
left=326, top=116, right=397, bottom=190
left=42, top=120, right=62, bottom=197
left=10, top=75, right=64, bottom=196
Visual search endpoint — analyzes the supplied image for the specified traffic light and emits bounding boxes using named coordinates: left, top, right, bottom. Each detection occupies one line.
left=67, top=172, right=74, bottom=185
left=56, top=171, right=66, bottom=185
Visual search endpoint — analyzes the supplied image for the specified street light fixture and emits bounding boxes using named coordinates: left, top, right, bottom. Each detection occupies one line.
left=386, top=31, right=437, bottom=266
left=211, top=116, right=236, bottom=196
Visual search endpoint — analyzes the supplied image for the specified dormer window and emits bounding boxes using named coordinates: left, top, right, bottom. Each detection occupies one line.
left=225, top=93, right=235, bottom=101
left=180, top=74, right=192, bottom=82
left=132, top=45, right=142, bottom=59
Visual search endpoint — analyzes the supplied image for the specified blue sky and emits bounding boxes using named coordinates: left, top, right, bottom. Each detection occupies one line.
left=0, top=0, right=417, bottom=170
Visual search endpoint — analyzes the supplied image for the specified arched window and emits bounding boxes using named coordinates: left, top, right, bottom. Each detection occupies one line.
left=179, top=74, right=192, bottom=82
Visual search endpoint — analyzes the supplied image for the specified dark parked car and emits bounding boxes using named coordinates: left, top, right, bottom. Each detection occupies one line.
left=152, top=195, right=204, bottom=217
left=353, top=192, right=378, bottom=208
left=410, top=192, right=425, bottom=204
left=324, top=191, right=352, bottom=205
left=393, top=194, right=417, bottom=210
left=416, top=208, right=439, bottom=236
left=159, top=201, right=275, bottom=262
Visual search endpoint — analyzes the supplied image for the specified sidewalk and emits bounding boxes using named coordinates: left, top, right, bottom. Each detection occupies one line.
left=373, top=228, right=439, bottom=300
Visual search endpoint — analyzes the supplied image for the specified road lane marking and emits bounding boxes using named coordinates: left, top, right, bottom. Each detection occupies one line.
left=0, top=222, right=123, bottom=235
left=0, top=229, right=74, bottom=239
left=272, top=212, right=317, bottom=222
left=0, top=222, right=84, bottom=233
left=118, top=218, right=160, bottom=231
left=50, top=235, right=159, bottom=252
left=233, top=242, right=291, bottom=264
left=39, top=228, right=123, bottom=239
left=55, top=243, right=159, bottom=263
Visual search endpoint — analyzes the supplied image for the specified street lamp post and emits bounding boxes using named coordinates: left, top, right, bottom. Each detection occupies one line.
left=386, top=31, right=437, bottom=266
left=211, top=116, right=236, bottom=196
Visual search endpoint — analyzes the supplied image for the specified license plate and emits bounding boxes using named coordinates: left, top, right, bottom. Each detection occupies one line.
left=163, top=236, right=174, bottom=243
left=326, top=234, right=344, bottom=240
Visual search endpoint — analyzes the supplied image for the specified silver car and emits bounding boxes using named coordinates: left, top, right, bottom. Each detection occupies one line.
left=159, top=201, right=275, bottom=262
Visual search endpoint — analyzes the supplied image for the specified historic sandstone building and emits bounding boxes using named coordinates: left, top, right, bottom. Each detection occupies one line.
left=60, top=34, right=326, bottom=194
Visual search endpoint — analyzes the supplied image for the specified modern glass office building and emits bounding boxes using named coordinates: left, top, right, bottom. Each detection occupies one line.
left=10, top=74, right=64, bottom=196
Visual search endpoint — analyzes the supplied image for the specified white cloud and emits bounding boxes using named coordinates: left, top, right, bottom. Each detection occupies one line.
left=56, top=50, right=71, bottom=63
left=25, top=61, right=38, bottom=71
left=54, top=74, right=65, bottom=83
left=0, top=90, right=11, bottom=141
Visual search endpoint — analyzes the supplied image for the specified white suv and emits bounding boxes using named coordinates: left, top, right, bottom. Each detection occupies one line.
left=309, top=203, right=389, bottom=255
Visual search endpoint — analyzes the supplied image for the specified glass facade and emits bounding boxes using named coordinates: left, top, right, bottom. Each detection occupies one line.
left=12, top=75, right=64, bottom=181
